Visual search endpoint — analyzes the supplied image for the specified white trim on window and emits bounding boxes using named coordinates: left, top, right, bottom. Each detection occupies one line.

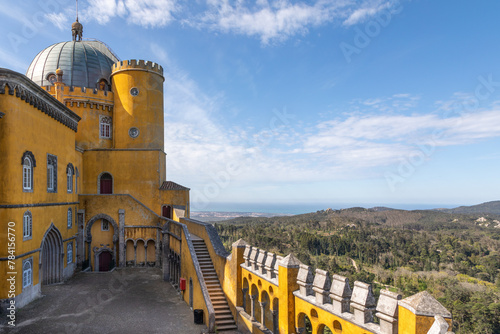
left=23, top=211, right=32, bottom=240
left=67, top=168, right=73, bottom=193
left=23, top=157, right=32, bottom=190
left=67, top=208, right=73, bottom=229
left=22, top=258, right=32, bottom=288
left=99, top=116, right=112, bottom=139
left=67, top=242, right=73, bottom=264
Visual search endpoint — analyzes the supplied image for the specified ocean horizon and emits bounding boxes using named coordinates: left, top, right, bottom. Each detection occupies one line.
left=190, top=202, right=460, bottom=215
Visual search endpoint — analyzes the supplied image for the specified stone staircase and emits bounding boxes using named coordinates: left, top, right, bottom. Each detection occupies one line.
left=192, top=238, right=238, bottom=332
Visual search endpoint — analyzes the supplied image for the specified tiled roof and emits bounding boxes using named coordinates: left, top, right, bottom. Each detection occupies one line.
left=160, top=181, right=190, bottom=191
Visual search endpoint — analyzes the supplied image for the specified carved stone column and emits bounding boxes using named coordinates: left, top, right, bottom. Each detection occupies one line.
left=134, top=244, right=137, bottom=266
left=259, top=301, right=268, bottom=329
left=242, top=287, right=249, bottom=311
left=250, top=294, right=257, bottom=321
left=118, top=209, right=125, bottom=267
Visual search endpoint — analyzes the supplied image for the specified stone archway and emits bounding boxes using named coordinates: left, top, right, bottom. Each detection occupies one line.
left=40, top=224, right=63, bottom=285
left=85, top=214, right=119, bottom=271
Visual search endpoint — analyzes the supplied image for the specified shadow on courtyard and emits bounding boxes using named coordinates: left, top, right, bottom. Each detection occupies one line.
left=1, top=268, right=208, bottom=334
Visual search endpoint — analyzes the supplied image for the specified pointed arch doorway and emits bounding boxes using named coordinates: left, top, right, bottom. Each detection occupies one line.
left=40, top=224, right=63, bottom=285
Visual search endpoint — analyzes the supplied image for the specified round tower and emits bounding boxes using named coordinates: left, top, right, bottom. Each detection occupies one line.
left=110, top=60, right=165, bottom=149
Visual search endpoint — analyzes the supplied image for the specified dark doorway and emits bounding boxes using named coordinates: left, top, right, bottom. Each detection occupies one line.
left=42, top=227, right=62, bottom=285
left=99, top=251, right=112, bottom=272
left=162, top=205, right=172, bottom=219
left=100, top=173, right=113, bottom=194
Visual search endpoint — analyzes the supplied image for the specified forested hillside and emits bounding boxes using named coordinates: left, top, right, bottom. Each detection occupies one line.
left=214, top=207, right=500, bottom=333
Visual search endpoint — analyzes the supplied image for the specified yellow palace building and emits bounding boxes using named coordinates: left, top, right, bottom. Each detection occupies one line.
left=0, top=19, right=454, bottom=334
left=0, top=20, right=189, bottom=308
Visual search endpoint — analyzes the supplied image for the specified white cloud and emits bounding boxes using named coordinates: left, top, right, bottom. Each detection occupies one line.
left=83, top=0, right=177, bottom=27
left=195, top=0, right=341, bottom=44
left=45, top=13, right=69, bottom=30
left=191, top=0, right=404, bottom=44
left=43, top=0, right=403, bottom=42
left=342, top=0, right=394, bottom=26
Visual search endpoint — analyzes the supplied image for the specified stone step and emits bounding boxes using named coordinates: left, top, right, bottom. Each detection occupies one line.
left=212, top=301, right=228, bottom=306
left=215, top=319, right=237, bottom=327
left=211, top=298, right=227, bottom=304
left=214, top=309, right=232, bottom=315
left=216, top=324, right=238, bottom=332
left=215, top=313, right=234, bottom=320
left=210, top=292, right=225, bottom=297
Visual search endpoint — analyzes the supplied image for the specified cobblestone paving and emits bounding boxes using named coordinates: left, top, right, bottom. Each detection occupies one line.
left=2, top=268, right=208, bottom=334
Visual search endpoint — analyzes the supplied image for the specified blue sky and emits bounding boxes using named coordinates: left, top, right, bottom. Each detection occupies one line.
left=1, top=0, right=500, bottom=211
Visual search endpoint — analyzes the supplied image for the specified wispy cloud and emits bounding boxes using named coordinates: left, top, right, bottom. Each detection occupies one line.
left=43, top=0, right=403, bottom=43
left=342, top=0, right=395, bottom=26
left=192, top=0, right=344, bottom=44
left=60, top=0, right=180, bottom=27
left=45, top=12, right=69, bottom=30
left=193, top=0, right=402, bottom=44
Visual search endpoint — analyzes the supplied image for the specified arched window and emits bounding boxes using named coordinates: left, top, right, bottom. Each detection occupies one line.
left=67, top=208, right=73, bottom=228
left=99, top=173, right=113, bottom=194
left=23, top=259, right=32, bottom=288
left=67, top=242, right=73, bottom=264
left=98, top=79, right=109, bottom=91
left=21, top=151, right=36, bottom=192
left=75, top=167, right=79, bottom=194
left=99, top=116, right=112, bottom=139
left=47, top=154, right=57, bottom=193
left=66, top=163, right=74, bottom=193
left=23, top=211, right=32, bottom=240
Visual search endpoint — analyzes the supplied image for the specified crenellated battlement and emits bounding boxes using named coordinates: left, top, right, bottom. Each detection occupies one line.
left=111, top=59, right=163, bottom=76
left=44, top=85, right=114, bottom=100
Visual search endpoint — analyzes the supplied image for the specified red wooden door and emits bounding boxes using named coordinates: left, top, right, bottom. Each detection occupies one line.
left=100, top=179, right=112, bottom=194
left=162, top=206, right=172, bottom=219
left=99, top=251, right=112, bottom=271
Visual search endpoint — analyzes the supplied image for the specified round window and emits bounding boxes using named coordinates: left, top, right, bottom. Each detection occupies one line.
left=47, top=74, right=57, bottom=84
left=129, top=127, right=140, bottom=138
left=130, top=87, right=139, bottom=96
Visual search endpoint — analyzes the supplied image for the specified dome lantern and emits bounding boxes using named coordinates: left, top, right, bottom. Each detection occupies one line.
left=71, top=0, right=83, bottom=41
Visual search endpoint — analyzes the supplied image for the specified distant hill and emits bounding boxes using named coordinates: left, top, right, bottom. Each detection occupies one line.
left=435, top=201, right=500, bottom=214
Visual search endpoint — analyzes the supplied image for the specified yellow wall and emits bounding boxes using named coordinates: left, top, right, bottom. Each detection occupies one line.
left=398, top=306, right=452, bottom=334
left=111, top=60, right=164, bottom=150
left=0, top=88, right=79, bottom=299
left=44, top=85, right=114, bottom=150
left=79, top=194, right=162, bottom=269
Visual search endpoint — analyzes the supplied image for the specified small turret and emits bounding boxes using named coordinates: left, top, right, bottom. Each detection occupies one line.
left=110, top=59, right=165, bottom=150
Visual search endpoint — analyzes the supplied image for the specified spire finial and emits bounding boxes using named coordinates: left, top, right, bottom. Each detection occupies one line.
left=72, top=0, right=83, bottom=41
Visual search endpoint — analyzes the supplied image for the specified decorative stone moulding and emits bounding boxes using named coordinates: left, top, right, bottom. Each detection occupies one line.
left=351, top=281, right=376, bottom=324
left=376, top=290, right=402, bottom=334
left=297, top=264, right=314, bottom=296
left=274, top=255, right=283, bottom=277
left=330, top=274, right=352, bottom=314
left=253, top=249, right=262, bottom=271
left=256, top=249, right=267, bottom=275
left=264, top=252, right=277, bottom=279
left=243, top=245, right=252, bottom=267
left=312, top=269, right=331, bottom=305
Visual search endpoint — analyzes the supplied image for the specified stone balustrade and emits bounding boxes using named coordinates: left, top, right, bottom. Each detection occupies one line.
left=234, top=241, right=452, bottom=334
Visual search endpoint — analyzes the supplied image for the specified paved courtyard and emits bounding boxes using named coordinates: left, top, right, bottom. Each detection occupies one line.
left=1, top=268, right=208, bottom=334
